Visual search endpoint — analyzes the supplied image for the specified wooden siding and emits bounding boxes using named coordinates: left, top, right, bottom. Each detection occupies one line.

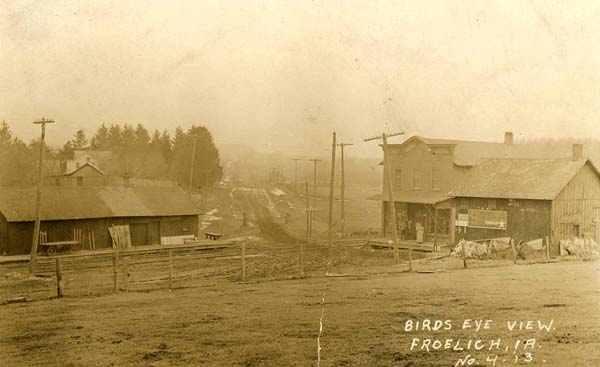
left=0, top=212, right=8, bottom=255
left=3, top=215, right=199, bottom=255
left=454, top=198, right=551, bottom=245
left=384, top=140, right=470, bottom=198
left=552, top=162, right=600, bottom=249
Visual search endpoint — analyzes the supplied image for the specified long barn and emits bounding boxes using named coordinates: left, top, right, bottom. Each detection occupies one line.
left=0, top=186, right=202, bottom=255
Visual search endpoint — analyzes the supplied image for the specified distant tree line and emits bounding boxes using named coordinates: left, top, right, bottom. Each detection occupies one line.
left=0, top=121, right=223, bottom=188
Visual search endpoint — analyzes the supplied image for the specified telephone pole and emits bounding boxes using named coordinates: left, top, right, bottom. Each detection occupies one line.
left=364, top=131, right=411, bottom=269
left=336, top=142, right=353, bottom=238
left=188, top=135, right=198, bottom=198
left=29, top=117, right=55, bottom=275
left=306, top=158, right=321, bottom=238
left=291, top=158, right=301, bottom=194
left=327, top=132, right=336, bottom=272
left=305, top=181, right=310, bottom=237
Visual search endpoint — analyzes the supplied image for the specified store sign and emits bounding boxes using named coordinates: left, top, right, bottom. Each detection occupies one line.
left=468, top=209, right=507, bottom=230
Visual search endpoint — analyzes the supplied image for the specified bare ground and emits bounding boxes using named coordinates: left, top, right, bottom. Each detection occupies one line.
left=1, top=259, right=599, bottom=366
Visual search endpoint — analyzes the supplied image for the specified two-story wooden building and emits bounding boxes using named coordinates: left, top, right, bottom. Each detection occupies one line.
left=373, top=133, right=600, bottom=254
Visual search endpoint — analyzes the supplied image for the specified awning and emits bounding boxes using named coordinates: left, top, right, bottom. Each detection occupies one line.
left=367, top=191, right=452, bottom=204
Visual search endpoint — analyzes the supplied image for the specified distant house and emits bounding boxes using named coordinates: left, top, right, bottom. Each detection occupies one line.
left=65, top=161, right=105, bottom=177
left=372, top=132, right=600, bottom=254
left=53, top=161, right=107, bottom=187
left=0, top=186, right=202, bottom=255
left=65, top=150, right=112, bottom=175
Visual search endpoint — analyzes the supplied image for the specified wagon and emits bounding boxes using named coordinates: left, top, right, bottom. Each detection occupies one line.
left=38, top=241, right=78, bottom=255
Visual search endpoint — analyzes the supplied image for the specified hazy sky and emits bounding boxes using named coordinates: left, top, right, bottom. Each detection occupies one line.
left=2, top=1, right=600, bottom=157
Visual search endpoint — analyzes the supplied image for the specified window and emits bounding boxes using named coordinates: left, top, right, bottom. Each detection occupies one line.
left=394, top=169, right=402, bottom=190
left=431, top=168, right=441, bottom=191
left=488, top=199, right=496, bottom=210
left=412, top=169, right=422, bottom=190
left=77, top=177, right=83, bottom=186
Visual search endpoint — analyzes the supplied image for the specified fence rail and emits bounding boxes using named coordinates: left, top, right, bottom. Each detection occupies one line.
left=0, top=236, right=561, bottom=304
left=1, top=239, right=381, bottom=303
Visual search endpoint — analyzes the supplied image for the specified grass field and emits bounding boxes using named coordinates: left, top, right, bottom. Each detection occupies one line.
left=1, top=258, right=599, bottom=366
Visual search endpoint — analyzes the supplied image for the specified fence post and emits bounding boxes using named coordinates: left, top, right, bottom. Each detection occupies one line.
left=241, top=241, right=246, bottom=281
left=55, top=258, right=64, bottom=298
left=545, top=236, right=551, bottom=260
left=123, top=256, right=129, bottom=292
left=461, top=241, right=467, bottom=269
left=168, top=250, right=173, bottom=290
left=112, top=252, right=119, bottom=293
left=511, top=238, right=517, bottom=264
left=300, top=243, right=305, bottom=278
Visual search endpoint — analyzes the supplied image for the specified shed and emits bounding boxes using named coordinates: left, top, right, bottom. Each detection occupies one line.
left=0, top=186, right=202, bottom=255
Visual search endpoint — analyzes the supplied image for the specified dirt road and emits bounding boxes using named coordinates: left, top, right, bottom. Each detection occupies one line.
left=1, top=259, right=598, bottom=366
left=231, top=186, right=304, bottom=244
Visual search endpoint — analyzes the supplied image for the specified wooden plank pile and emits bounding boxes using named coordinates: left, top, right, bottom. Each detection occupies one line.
left=109, top=225, right=132, bottom=250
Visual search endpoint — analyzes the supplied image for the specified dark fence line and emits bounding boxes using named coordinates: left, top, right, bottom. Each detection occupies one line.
left=2, top=239, right=376, bottom=303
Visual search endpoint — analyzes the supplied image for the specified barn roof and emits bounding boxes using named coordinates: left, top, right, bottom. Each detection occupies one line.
left=388, top=136, right=571, bottom=166
left=0, top=186, right=201, bottom=222
left=450, top=158, right=597, bottom=200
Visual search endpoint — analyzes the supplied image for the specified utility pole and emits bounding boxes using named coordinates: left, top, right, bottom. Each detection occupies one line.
left=291, top=158, right=301, bottom=194
left=29, top=117, right=54, bottom=275
left=327, top=132, right=336, bottom=272
left=306, top=158, right=321, bottom=238
left=188, top=135, right=198, bottom=198
left=305, top=181, right=310, bottom=237
left=364, top=132, right=410, bottom=268
left=336, top=142, right=353, bottom=238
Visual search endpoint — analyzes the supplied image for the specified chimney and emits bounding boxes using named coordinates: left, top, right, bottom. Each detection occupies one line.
left=572, top=143, right=583, bottom=161
left=504, top=132, right=513, bottom=145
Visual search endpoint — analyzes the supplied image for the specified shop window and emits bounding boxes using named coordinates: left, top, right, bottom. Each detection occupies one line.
left=488, top=199, right=496, bottom=209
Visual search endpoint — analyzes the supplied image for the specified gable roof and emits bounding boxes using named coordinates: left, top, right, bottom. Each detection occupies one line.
left=388, top=136, right=571, bottom=166
left=65, top=162, right=105, bottom=176
left=450, top=158, right=598, bottom=200
left=0, top=186, right=201, bottom=222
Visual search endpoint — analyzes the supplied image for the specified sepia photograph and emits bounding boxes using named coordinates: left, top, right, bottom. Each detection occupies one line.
left=1, top=1, right=599, bottom=366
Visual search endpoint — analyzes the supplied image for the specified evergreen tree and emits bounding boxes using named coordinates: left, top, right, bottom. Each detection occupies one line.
left=169, top=125, right=223, bottom=189
left=91, top=124, right=109, bottom=149
left=107, top=124, right=123, bottom=149
left=150, top=129, right=161, bottom=148
left=159, top=130, right=173, bottom=164
left=121, top=124, right=136, bottom=151
left=59, top=129, right=88, bottom=159
left=134, top=124, right=151, bottom=150
left=72, top=129, right=88, bottom=149
left=0, top=121, right=13, bottom=148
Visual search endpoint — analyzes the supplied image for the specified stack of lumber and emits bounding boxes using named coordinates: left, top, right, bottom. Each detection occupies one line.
left=108, top=225, right=132, bottom=250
